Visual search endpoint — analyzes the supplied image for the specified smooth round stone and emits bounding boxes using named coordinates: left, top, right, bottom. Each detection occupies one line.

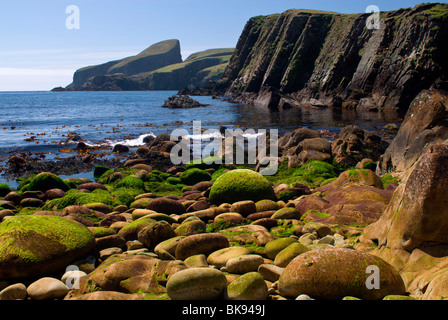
left=0, top=283, right=27, bottom=300
left=166, top=268, right=227, bottom=300
left=226, top=272, right=268, bottom=300
left=265, top=238, right=298, bottom=260
left=27, top=277, right=69, bottom=300
left=225, top=254, right=264, bottom=274
left=296, top=294, right=313, bottom=300
left=184, top=254, right=209, bottom=268
left=175, top=233, right=229, bottom=260
left=207, top=247, right=251, bottom=269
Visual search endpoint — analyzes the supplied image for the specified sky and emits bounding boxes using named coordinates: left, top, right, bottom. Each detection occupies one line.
left=0, top=0, right=445, bottom=91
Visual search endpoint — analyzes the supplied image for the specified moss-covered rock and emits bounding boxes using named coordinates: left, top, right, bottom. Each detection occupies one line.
left=255, top=199, right=280, bottom=212
left=265, top=238, right=298, bottom=260
left=0, top=215, right=95, bottom=280
left=179, top=168, right=212, bottom=185
left=226, top=272, right=268, bottom=300
left=118, top=217, right=158, bottom=241
left=274, top=242, right=311, bottom=267
left=115, top=176, right=145, bottom=191
left=279, top=248, right=406, bottom=300
left=209, top=169, right=276, bottom=205
left=166, top=267, right=227, bottom=300
left=271, top=207, right=301, bottom=220
left=27, top=172, right=70, bottom=192
left=0, top=183, right=11, bottom=197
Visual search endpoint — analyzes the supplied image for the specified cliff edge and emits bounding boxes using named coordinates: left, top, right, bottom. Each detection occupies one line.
left=217, top=3, right=448, bottom=115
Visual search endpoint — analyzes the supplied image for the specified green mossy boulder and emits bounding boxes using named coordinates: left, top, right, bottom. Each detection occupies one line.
left=27, top=172, right=70, bottom=192
left=179, top=168, right=212, bottom=185
left=226, top=272, right=268, bottom=300
left=209, top=169, right=276, bottom=205
left=115, top=176, right=146, bottom=191
left=274, top=242, right=311, bottom=267
left=265, top=238, right=298, bottom=260
left=0, top=183, right=11, bottom=197
left=0, top=215, right=95, bottom=280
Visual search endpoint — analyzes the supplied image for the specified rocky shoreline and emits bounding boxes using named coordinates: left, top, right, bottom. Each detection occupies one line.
left=0, top=89, right=447, bottom=301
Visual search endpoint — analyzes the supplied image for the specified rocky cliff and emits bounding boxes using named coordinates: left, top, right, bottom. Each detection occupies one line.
left=61, top=40, right=234, bottom=91
left=217, top=3, right=448, bottom=115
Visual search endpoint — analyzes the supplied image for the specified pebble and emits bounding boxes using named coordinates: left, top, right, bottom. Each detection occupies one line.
left=27, top=277, right=69, bottom=300
left=0, top=283, right=27, bottom=300
left=296, top=294, right=313, bottom=300
left=225, top=254, right=264, bottom=274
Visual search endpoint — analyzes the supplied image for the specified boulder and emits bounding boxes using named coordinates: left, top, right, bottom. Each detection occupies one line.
left=207, top=247, right=251, bottom=269
left=265, top=238, right=298, bottom=260
left=209, top=169, right=276, bottom=205
left=27, top=277, right=69, bottom=300
left=118, top=217, right=157, bottom=241
left=278, top=248, right=405, bottom=300
left=219, top=225, right=277, bottom=248
left=364, top=144, right=448, bottom=251
left=225, top=254, right=264, bottom=274
left=162, top=95, right=209, bottom=109
left=0, top=283, right=27, bottom=300
left=230, top=200, right=256, bottom=217
left=377, top=89, right=448, bottom=176
left=74, top=254, right=186, bottom=295
left=166, top=267, right=227, bottom=300
left=146, top=197, right=186, bottom=215
left=175, top=233, right=229, bottom=260
left=27, top=172, right=70, bottom=192
left=0, top=215, right=95, bottom=280
left=137, top=220, right=176, bottom=250
left=226, top=272, right=268, bottom=300
left=274, top=243, right=311, bottom=267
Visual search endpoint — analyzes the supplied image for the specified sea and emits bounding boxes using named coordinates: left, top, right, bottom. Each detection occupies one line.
left=0, top=91, right=400, bottom=187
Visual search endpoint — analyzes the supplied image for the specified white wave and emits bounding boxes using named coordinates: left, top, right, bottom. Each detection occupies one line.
left=107, top=133, right=156, bottom=147
left=67, top=133, right=156, bottom=148
left=183, top=131, right=265, bottom=141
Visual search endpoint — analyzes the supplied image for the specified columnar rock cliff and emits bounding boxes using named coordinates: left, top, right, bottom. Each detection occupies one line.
left=217, top=3, right=448, bottom=115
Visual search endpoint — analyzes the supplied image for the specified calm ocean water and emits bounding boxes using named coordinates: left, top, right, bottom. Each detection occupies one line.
left=0, top=91, right=399, bottom=186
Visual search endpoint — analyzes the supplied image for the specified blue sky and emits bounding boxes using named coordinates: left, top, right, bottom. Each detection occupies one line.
left=0, top=0, right=444, bottom=91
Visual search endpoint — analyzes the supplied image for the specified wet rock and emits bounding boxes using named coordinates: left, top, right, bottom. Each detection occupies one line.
left=175, top=233, right=229, bottom=260
left=27, top=277, right=69, bottom=300
left=166, top=267, right=227, bottom=300
left=162, top=95, right=209, bottom=109
left=278, top=248, right=405, bottom=300
left=226, top=272, right=268, bottom=300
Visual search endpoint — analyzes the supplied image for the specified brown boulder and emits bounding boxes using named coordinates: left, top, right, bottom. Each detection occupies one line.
left=279, top=248, right=405, bottom=300
left=175, top=233, right=229, bottom=260
left=365, top=144, right=448, bottom=251
left=377, top=89, right=448, bottom=176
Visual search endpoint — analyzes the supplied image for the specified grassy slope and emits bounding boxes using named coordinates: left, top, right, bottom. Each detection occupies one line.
left=108, top=39, right=180, bottom=73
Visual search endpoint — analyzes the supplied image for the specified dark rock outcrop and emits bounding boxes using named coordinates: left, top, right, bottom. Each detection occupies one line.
left=162, top=95, right=209, bottom=109
left=217, top=4, right=448, bottom=115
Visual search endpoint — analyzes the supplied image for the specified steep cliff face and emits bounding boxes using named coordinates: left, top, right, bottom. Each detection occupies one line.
left=218, top=4, right=448, bottom=115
